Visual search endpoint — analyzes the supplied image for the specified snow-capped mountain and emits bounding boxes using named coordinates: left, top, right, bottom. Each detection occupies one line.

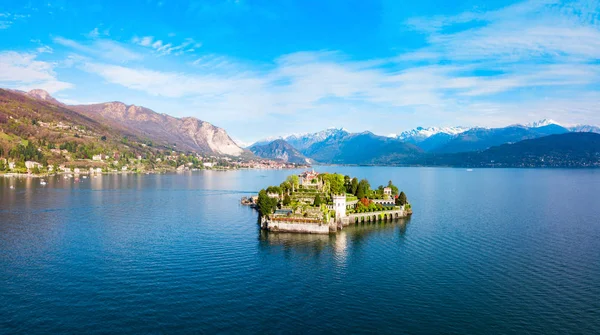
left=525, top=119, right=561, bottom=128
left=396, top=126, right=470, bottom=143
left=251, top=128, right=349, bottom=152
left=248, top=136, right=285, bottom=148
left=285, top=128, right=349, bottom=152
left=570, top=125, right=600, bottom=134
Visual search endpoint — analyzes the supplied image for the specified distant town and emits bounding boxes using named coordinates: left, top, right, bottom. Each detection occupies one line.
left=0, top=151, right=307, bottom=177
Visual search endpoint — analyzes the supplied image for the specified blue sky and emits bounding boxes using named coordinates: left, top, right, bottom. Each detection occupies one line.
left=1, top=0, right=599, bottom=144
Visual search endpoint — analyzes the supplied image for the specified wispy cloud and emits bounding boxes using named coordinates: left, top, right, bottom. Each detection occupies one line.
left=0, top=51, right=72, bottom=93
left=131, top=35, right=201, bottom=55
left=404, top=0, right=600, bottom=62
left=53, top=37, right=142, bottom=62
left=0, top=12, right=29, bottom=29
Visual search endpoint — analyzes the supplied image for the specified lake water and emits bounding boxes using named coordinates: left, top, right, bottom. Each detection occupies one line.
left=1, top=167, right=599, bottom=334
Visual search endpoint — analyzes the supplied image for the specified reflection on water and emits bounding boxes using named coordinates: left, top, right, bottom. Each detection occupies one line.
left=259, top=218, right=411, bottom=261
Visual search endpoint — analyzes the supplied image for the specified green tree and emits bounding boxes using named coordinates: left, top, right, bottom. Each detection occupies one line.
left=356, top=179, right=370, bottom=199
left=286, top=175, right=299, bottom=190
left=283, top=194, right=291, bottom=206
left=0, top=159, right=5, bottom=171
left=344, top=175, right=352, bottom=193
left=388, top=180, right=399, bottom=197
left=313, top=193, right=322, bottom=206
left=266, top=186, right=282, bottom=195
left=351, top=177, right=359, bottom=195
left=280, top=181, right=292, bottom=194
left=257, top=189, right=278, bottom=216
left=397, top=191, right=407, bottom=205
left=322, top=173, right=345, bottom=195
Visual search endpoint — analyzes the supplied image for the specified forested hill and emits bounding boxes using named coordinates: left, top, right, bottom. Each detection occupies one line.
left=0, top=88, right=148, bottom=167
left=405, top=132, right=600, bottom=168
left=0, top=89, right=232, bottom=172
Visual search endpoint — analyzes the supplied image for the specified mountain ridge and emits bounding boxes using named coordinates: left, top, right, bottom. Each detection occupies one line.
left=249, top=139, right=310, bottom=164
left=16, top=89, right=246, bottom=157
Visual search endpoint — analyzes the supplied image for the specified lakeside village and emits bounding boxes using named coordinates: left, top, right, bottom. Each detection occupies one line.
left=243, top=170, right=412, bottom=234
left=0, top=142, right=306, bottom=178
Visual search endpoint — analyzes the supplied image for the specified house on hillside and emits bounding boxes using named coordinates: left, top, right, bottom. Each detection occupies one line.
left=299, top=170, right=322, bottom=189
left=25, top=161, right=42, bottom=170
left=383, top=187, right=392, bottom=199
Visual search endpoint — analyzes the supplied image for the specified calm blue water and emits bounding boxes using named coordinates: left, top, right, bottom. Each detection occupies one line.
left=1, top=167, right=599, bottom=334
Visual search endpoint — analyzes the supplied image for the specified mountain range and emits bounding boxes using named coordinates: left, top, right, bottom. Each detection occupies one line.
left=249, top=139, right=311, bottom=164
left=2, top=87, right=600, bottom=168
left=249, top=120, right=600, bottom=166
left=405, top=132, right=600, bottom=168
left=69, top=102, right=243, bottom=156
left=0, top=89, right=246, bottom=159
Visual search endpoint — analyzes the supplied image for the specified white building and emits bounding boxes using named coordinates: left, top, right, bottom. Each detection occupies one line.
left=25, top=161, right=42, bottom=169
left=203, top=162, right=214, bottom=168
left=332, top=195, right=347, bottom=220
left=383, top=187, right=392, bottom=199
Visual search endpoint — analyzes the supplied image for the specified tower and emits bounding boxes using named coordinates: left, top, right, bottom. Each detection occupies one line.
left=332, top=195, right=347, bottom=219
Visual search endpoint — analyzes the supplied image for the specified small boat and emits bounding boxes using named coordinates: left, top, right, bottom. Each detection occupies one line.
left=466, top=169, right=473, bottom=172
left=9, top=185, right=14, bottom=189
left=40, top=180, right=47, bottom=186
left=83, top=176, right=88, bottom=179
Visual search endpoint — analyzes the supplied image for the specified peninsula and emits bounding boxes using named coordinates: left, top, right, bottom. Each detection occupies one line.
left=250, top=170, right=412, bottom=234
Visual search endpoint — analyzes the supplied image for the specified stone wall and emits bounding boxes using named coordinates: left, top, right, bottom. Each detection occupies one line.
left=342, top=209, right=406, bottom=226
left=264, top=220, right=331, bottom=234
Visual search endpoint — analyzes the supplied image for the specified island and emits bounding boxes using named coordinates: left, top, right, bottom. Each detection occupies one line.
left=249, top=170, right=412, bottom=234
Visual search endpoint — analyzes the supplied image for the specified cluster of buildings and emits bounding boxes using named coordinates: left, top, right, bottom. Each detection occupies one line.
left=235, top=159, right=307, bottom=170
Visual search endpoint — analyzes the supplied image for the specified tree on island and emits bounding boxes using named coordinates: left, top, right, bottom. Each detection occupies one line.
left=280, top=181, right=292, bottom=194
left=355, top=179, right=371, bottom=199
left=266, top=186, right=282, bottom=195
left=350, top=177, right=359, bottom=195
left=313, top=193, right=322, bottom=206
left=321, top=173, right=346, bottom=195
left=344, top=175, right=351, bottom=193
left=286, top=175, right=299, bottom=190
left=257, top=189, right=278, bottom=216
left=388, top=180, right=399, bottom=197
left=283, top=194, right=291, bottom=206
left=397, top=191, right=407, bottom=206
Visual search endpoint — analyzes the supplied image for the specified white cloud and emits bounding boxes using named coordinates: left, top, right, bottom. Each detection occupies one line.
left=0, top=12, right=29, bottom=29
left=132, top=35, right=201, bottom=55
left=54, top=37, right=142, bottom=62
left=152, top=40, right=163, bottom=49
left=88, top=27, right=100, bottom=38
left=36, top=45, right=53, bottom=54
left=0, top=51, right=72, bottom=93
left=404, top=0, right=600, bottom=62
